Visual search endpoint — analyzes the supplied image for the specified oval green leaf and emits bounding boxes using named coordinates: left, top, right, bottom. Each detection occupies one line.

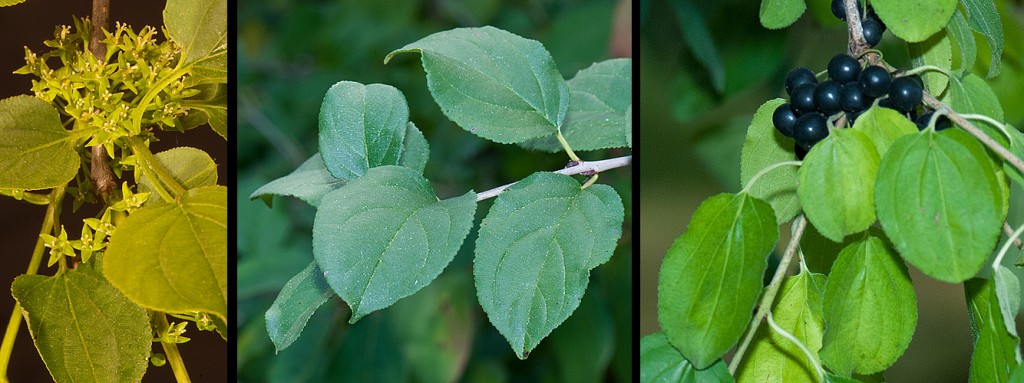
left=820, top=236, right=917, bottom=376
left=849, top=105, right=918, bottom=158
left=735, top=272, right=827, bottom=383
left=399, top=122, right=429, bottom=174
left=640, top=332, right=734, bottom=383
left=759, top=0, right=806, bottom=30
left=318, top=81, right=409, bottom=180
left=948, top=9, right=978, bottom=75
left=945, top=73, right=1004, bottom=121
left=871, top=0, right=956, bottom=43
left=164, top=0, right=227, bottom=65
left=740, top=99, right=800, bottom=224
left=961, top=0, right=1004, bottom=78
left=909, top=30, right=952, bottom=96
left=313, top=165, right=476, bottom=324
left=658, top=192, right=778, bottom=369
left=385, top=26, right=569, bottom=144
left=104, top=185, right=227, bottom=322
left=249, top=153, right=345, bottom=208
left=965, top=277, right=1022, bottom=382
left=13, top=263, right=151, bottom=383
left=138, top=147, right=217, bottom=195
left=994, top=266, right=1021, bottom=337
left=475, top=171, right=624, bottom=359
left=265, top=261, right=335, bottom=353
left=0, top=95, right=79, bottom=190
left=875, top=130, right=1005, bottom=282
left=798, top=128, right=879, bottom=242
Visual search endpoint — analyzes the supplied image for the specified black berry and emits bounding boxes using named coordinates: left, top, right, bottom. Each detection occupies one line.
left=888, top=76, right=923, bottom=112
left=862, top=17, right=884, bottom=47
left=791, top=83, right=818, bottom=115
left=785, top=67, right=818, bottom=96
left=867, top=7, right=887, bottom=30
left=827, top=54, right=861, bottom=84
left=795, top=142, right=808, bottom=160
left=858, top=65, right=891, bottom=98
left=814, top=80, right=843, bottom=115
left=773, top=103, right=798, bottom=137
left=831, top=0, right=863, bottom=21
left=793, top=113, right=829, bottom=151
left=839, top=82, right=870, bottom=113
left=846, top=110, right=865, bottom=125
left=915, top=112, right=953, bottom=131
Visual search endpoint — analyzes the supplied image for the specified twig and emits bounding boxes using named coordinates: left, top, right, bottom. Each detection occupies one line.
left=88, top=0, right=116, bottom=203
left=475, top=155, right=631, bottom=201
left=843, top=0, right=871, bottom=57
left=729, top=215, right=808, bottom=374
left=1005, top=222, right=1024, bottom=250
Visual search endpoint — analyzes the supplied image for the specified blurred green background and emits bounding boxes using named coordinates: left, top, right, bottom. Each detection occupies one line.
left=237, top=1, right=631, bottom=382
left=640, top=0, right=1024, bottom=381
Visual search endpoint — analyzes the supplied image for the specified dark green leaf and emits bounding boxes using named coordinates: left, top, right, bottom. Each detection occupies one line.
left=798, top=128, right=879, bottom=242
left=0, top=95, right=79, bottom=190
left=249, top=153, right=345, bottom=208
left=550, top=281, right=614, bottom=383
left=313, top=166, right=476, bottom=323
left=318, top=81, right=409, bottom=180
left=640, top=332, right=734, bottom=383
left=475, top=172, right=623, bottom=359
left=908, top=30, right=952, bottom=96
left=948, top=9, right=977, bottom=75
left=658, top=193, right=778, bottom=369
left=994, top=266, right=1021, bottom=336
left=961, top=0, right=1004, bottom=78
left=265, top=262, right=335, bottom=353
left=740, top=99, right=799, bottom=224
left=385, top=26, right=568, bottom=144
left=759, top=0, right=806, bottom=30
left=965, top=277, right=1022, bottom=382
left=163, top=0, right=227, bottom=65
left=138, top=147, right=217, bottom=195
left=266, top=300, right=337, bottom=383
left=399, top=122, right=429, bottom=174
left=670, top=0, right=725, bottom=92
left=800, top=221, right=844, bottom=275
left=871, top=0, right=956, bottom=43
left=820, top=236, right=917, bottom=376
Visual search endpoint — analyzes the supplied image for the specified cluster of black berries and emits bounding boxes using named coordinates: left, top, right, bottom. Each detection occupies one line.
left=831, top=0, right=887, bottom=47
left=772, top=53, right=938, bottom=159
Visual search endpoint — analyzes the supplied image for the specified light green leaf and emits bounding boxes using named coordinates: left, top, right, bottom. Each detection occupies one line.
left=640, top=332, right=734, bottom=383
left=399, top=122, right=429, bottom=174
left=670, top=0, right=725, bottom=93
left=966, top=277, right=1022, bottom=382
left=385, top=26, right=568, bottom=144
left=658, top=193, right=778, bottom=369
left=800, top=221, right=845, bottom=275
left=318, top=81, right=409, bottom=180
left=798, top=128, right=879, bottom=242
left=163, top=0, right=227, bottom=65
left=249, top=153, right=344, bottom=208
left=946, top=73, right=1004, bottom=121
left=825, top=375, right=865, bottom=383
left=520, top=59, right=631, bottom=152
left=186, top=51, right=227, bottom=86
left=871, top=0, right=956, bottom=43
left=740, top=99, right=800, bottom=224
left=820, top=236, right=917, bottom=376
left=265, top=262, right=335, bottom=353
left=961, top=0, right=1004, bottom=78
left=948, top=9, right=977, bottom=76
left=909, top=30, right=952, bottom=96
left=12, top=262, right=151, bottom=383
left=849, top=105, right=919, bottom=158
left=994, top=266, right=1021, bottom=337
left=104, top=186, right=227, bottom=322
left=759, top=0, right=806, bottom=30
left=0, top=95, right=79, bottom=190
left=875, top=130, right=1005, bottom=282
left=195, top=105, right=227, bottom=139
left=138, top=147, right=217, bottom=195
left=475, top=171, right=623, bottom=359
left=314, top=166, right=476, bottom=323
left=735, top=272, right=827, bottom=383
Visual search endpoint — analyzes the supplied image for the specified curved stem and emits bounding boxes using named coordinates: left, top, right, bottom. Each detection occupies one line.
left=0, top=184, right=66, bottom=382
left=994, top=221, right=1024, bottom=270
left=555, top=130, right=581, bottom=162
left=922, top=94, right=1024, bottom=176
left=128, top=65, right=191, bottom=134
left=902, top=65, right=954, bottom=79
left=1004, top=222, right=1024, bottom=250
left=740, top=161, right=802, bottom=194
left=729, top=215, right=808, bottom=374
left=128, top=136, right=184, bottom=201
left=765, top=312, right=826, bottom=381
left=580, top=174, right=599, bottom=189
left=150, top=311, right=191, bottom=383
left=475, top=155, right=631, bottom=201
left=959, top=113, right=1013, bottom=143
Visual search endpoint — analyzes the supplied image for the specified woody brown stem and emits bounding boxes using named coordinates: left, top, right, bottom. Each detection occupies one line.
left=89, top=0, right=116, bottom=203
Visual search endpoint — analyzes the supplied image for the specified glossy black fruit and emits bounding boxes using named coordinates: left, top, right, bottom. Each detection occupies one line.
left=791, top=83, right=818, bottom=115
left=827, top=54, right=861, bottom=84
left=888, top=76, right=923, bottom=112
left=794, top=113, right=829, bottom=151
left=846, top=110, right=865, bottom=125
left=862, top=17, right=884, bottom=47
left=785, top=67, right=818, bottom=96
left=795, top=142, right=808, bottom=160
left=814, top=80, right=843, bottom=115
left=839, top=83, right=870, bottom=112
left=858, top=65, right=891, bottom=98
left=915, top=112, right=953, bottom=131
left=773, top=103, right=798, bottom=137
left=831, top=0, right=862, bottom=21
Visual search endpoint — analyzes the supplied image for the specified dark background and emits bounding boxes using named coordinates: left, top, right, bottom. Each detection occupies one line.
left=0, top=1, right=226, bottom=381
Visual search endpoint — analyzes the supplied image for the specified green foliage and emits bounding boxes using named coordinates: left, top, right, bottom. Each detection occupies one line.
left=137, top=147, right=218, bottom=194
left=798, top=128, right=879, bottom=242
left=640, top=332, right=734, bottom=383
left=740, top=99, right=800, bottom=224
left=318, top=81, right=409, bottom=180
left=0, top=96, right=79, bottom=190
left=908, top=30, right=952, bottom=96
left=759, top=0, right=806, bottom=30
left=965, top=277, right=1022, bottom=382
left=961, top=0, right=1005, bottom=78
left=871, top=0, right=957, bottom=43
left=848, top=105, right=917, bottom=158
left=163, top=0, right=227, bottom=66
left=264, top=262, right=333, bottom=352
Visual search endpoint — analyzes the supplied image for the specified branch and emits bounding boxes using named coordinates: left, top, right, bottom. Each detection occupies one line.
left=1005, top=222, right=1024, bottom=250
left=475, top=155, right=631, bottom=201
left=921, top=94, right=1024, bottom=176
left=89, top=0, right=116, bottom=203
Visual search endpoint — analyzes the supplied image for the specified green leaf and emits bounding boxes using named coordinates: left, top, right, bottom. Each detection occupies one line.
left=735, top=272, right=827, bottom=383
left=1004, top=127, right=1024, bottom=186
left=0, top=0, right=27, bottom=6
left=163, top=0, right=227, bottom=65
left=819, top=236, right=917, bottom=376
left=800, top=221, right=844, bottom=275
left=520, top=59, right=632, bottom=152
left=740, top=99, right=800, bottom=224
left=318, top=81, right=409, bottom=180
left=12, top=262, right=151, bottom=383
left=0, top=95, right=79, bottom=190
left=909, top=30, right=952, bottom=96
left=946, top=73, right=1004, bottom=121
left=994, top=266, right=1021, bottom=337
left=825, top=375, right=865, bottom=383
left=249, top=153, right=345, bottom=208
left=669, top=0, right=725, bottom=93
left=871, top=0, right=956, bottom=43
left=104, top=186, right=227, bottom=322
left=961, top=0, right=1004, bottom=78
left=138, top=147, right=217, bottom=195
left=965, top=277, right=1022, bottom=382
left=875, top=130, right=1005, bottom=282
left=658, top=193, right=778, bottom=369
left=475, top=172, right=623, bottom=359
left=385, top=26, right=568, bottom=144
left=266, top=297, right=336, bottom=383
left=640, top=332, right=734, bottom=383
left=399, top=122, right=429, bottom=174
left=325, top=313, right=408, bottom=381
left=186, top=51, right=227, bottom=86
left=195, top=104, right=227, bottom=139
left=948, top=9, right=978, bottom=75
left=265, top=262, right=335, bottom=353
left=798, top=128, right=879, bottom=242
left=849, top=105, right=919, bottom=158
left=759, top=0, right=806, bottom=30
left=313, top=166, right=476, bottom=323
